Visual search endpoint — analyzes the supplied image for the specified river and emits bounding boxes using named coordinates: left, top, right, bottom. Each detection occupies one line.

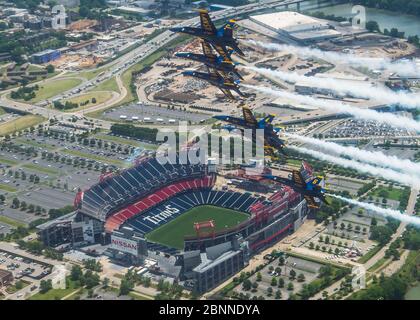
left=405, top=283, right=420, bottom=300
left=297, top=1, right=420, bottom=37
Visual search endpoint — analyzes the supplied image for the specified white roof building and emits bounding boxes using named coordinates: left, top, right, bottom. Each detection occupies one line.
left=250, top=11, right=342, bottom=43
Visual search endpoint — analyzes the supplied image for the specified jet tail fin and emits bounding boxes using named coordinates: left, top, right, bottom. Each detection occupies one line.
left=258, top=114, right=275, bottom=126
left=218, top=20, right=236, bottom=38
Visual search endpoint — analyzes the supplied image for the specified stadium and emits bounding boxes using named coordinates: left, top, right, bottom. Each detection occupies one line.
left=38, top=153, right=308, bottom=293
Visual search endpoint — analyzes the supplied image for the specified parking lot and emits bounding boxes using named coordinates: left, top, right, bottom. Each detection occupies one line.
left=0, top=249, right=52, bottom=280
left=0, top=129, right=161, bottom=229
left=233, top=256, right=323, bottom=300
left=103, top=103, right=212, bottom=124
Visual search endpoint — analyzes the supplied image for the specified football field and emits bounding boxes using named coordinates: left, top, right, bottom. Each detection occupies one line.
left=146, top=205, right=250, bottom=249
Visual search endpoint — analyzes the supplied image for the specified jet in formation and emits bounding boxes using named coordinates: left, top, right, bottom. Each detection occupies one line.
left=264, top=162, right=329, bottom=209
left=214, top=106, right=285, bottom=159
left=170, top=9, right=244, bottom=60
left=175, top=41, right=243, bottom=80
left=171, top=9, right=245, bottom=99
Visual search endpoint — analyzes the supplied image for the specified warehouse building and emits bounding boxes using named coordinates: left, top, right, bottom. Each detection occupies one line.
left=31, top=49, right=61, bottom=64
left=250, top=11, right=342, bottom=44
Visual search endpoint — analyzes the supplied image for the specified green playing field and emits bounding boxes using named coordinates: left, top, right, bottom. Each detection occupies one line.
left=145, top=205, right=250, bottom=249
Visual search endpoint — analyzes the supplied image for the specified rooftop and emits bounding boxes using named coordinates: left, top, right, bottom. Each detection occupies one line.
left=250, top=11, right=329, bottom=33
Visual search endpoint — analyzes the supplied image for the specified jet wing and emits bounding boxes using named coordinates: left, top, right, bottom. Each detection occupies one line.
left=242, top=107, right=258, bottom=126
left=219, top=88, right=235, bottom=100
left=292, top=171, right=305, bottom=188
left=199, top=10, right=216, bottom=35
left=202, top=41, right=217, bottom=60
left=212, top=43, right=232, bottom=62
left=207, top=67, right=221, bottom=80
left=304, top=195, right=320, bottom=209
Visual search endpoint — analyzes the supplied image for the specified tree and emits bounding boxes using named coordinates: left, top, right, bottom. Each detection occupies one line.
left=256, top=272, right=262, bottom=282
left=83, top=259, right=102, bottom=272
left=275, top=290, right=282, bottom=299
left=71, top=265, right=83, bottom=282
left=84, top=270, right=100, bottom=289
left=252, top=281, right=258, bottom=290
left=289, top=269, right=296, bottom=280
left=271, top=277, right=277, bottom=286
left=297, top=273, right=306, bottom=283
left=15, top=280, right=24, bottom=290
left=119, top=278, right=134, bottom=296
left=102, top=277, right=110, bottom=288
left=12, top=197, right=20, bottom=208
left=366, top=20, right=380, bottom=32
left=46, top=64, right=55, bottom=73
left=267, top=287, right=273, bottom=296
left=287, top=282, right=294, bottom=291
left=278, top=278, right=285, bottom=288
left=40, top=279, right=52, bottom=293
left=278, top=256, right=285, bottom=266
left=242, top=279, right=252, bottom=291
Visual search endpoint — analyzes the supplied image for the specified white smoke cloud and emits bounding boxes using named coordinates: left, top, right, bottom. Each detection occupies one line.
left=246, top=40, right=420, bottom=77
left=243, top=84, right=420, bottom=132
left=244, top=66, right=420, bottom=109
left=289, top=146, right=420, bottom=188
left=329, top=194, right=420, bottom=227
left=285, top=133, right=420, bottom=178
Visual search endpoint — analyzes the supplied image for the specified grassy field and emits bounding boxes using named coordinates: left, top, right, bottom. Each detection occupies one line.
left=0, top=215, right=26, bottom=228
left=119, top=50, right=168, bottom=106
left=286, top=158, right=302, bottom=168
left=128, top=291, right=154, bottom=300
left=0, top=115, right=45, bottom=137
left=146, top=205, right=250, bottom=249
left=0, top=183, right=18, bottom=192
left=29, top=278, right=79, bottom=300
left=57, top=91, right=114, bottom=113
left=67, top=65, right=111, bottom=81
left=22, top=164, right=59, bottom=175
left=0, top=157, right=18, bottom=166
left=17, top=78, right=82, bottom=103
left=91, top=77, right=120, bottom=93
left=371, top=186, right=403, bottom=201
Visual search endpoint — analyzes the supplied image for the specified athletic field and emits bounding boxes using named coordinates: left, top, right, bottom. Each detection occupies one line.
left=146, top=205, right=250, bottom=249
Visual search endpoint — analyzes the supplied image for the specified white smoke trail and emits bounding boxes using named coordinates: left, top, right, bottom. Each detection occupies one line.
left=243, top=84, right=420, bottom=132
left=244, top=66, right=420, bottom=109
left=246, top=40, right=420, bottom=77
left=329, top=194, right=420, bottom=227
left=285, top=133, right=420, bottom=178
left=289, top=146, right=420, bottom=188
